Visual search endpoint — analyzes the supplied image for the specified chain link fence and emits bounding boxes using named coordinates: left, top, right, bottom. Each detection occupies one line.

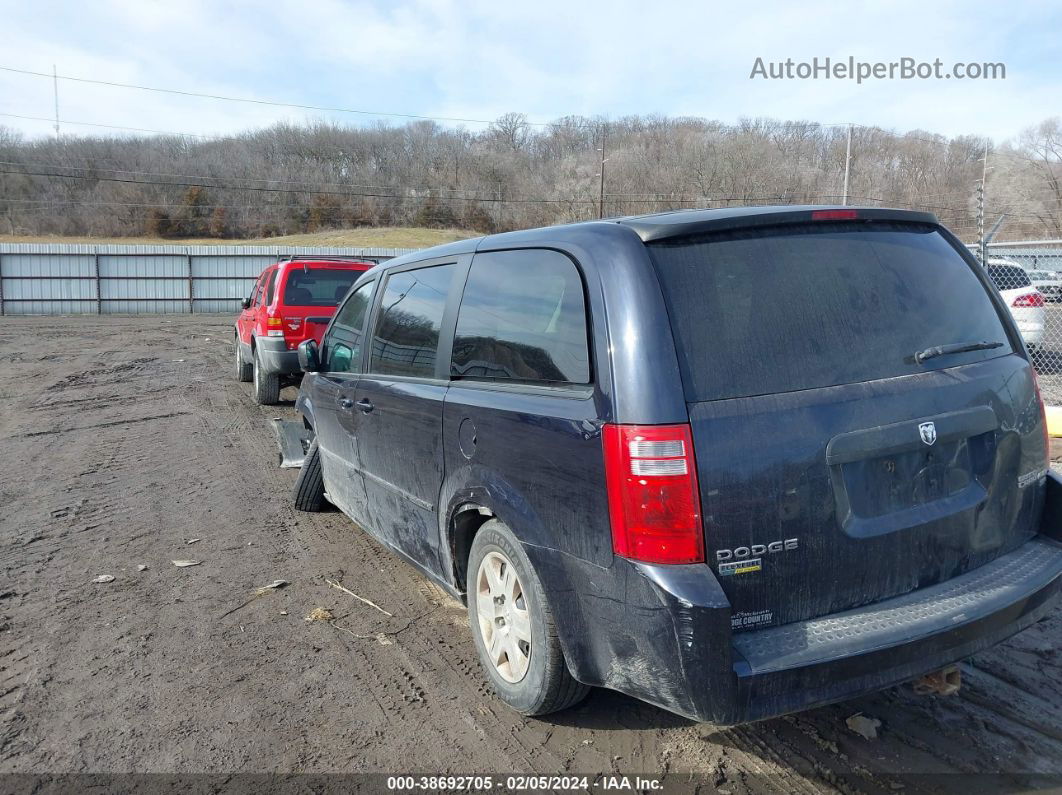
left=978, top=243, right=1062, bottom=405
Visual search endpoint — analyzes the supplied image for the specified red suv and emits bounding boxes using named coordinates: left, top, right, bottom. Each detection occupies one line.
left=234, top=257, right=374, bottom=404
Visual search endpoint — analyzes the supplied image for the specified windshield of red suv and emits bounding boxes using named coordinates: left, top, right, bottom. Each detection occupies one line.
left=282, top=267, right=362, bottom=307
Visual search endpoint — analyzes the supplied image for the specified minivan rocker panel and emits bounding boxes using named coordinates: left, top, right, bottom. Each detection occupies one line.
left=294, top=205, right=1062, bottom=724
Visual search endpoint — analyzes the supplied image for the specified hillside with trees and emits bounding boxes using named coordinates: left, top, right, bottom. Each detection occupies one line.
left=1, top=114, right=1060, bottom=243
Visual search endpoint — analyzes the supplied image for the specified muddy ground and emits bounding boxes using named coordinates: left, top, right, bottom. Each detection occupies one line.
left=1, top=315, right=1061, bottom=792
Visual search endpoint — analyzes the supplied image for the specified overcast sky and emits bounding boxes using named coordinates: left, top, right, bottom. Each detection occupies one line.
left=1, top=0, right=1059, bottom=142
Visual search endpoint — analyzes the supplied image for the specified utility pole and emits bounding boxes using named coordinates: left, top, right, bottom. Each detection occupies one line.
left=52, top=65, right=60, bottom=138
left=977, top=142, right=990, bottom=263
left=842, top=123, right=852, bottom=205
left=597, top=126, right=608, bottom=219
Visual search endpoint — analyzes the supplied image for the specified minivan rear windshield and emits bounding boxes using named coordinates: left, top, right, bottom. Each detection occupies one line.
left=283, top=268, right=361, bottom=307
left=648, top=222, right=1014, bottom=402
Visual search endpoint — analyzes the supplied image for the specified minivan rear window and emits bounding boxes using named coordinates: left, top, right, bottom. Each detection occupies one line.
left=649, top=223, right=1014, bottom=402
left=283, top=267, right=361, bottom=307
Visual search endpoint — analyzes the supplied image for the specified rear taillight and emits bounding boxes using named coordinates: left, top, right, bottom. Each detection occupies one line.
left=811, top=209, right=858, bottom=221
left=602, top=424, right=705, bottom=565
left=266, top=315, right=303, bottom=338
left=1012, top=292, right=1045, bottom=308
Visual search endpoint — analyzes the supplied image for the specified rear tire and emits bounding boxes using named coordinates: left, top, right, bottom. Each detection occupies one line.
left=234, top=336, right=252, bottom=382
left=293, top=439, right=326, bottom=512
left=252, top=346, right=280, bottom=405
left=467, top=519, right=590, bottom=715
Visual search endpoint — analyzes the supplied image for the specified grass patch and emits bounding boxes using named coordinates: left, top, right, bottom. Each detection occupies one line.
left=0, top=226, right=480, bottom=250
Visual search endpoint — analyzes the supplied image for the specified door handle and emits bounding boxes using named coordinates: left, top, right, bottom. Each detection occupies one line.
left=338, top=398, right=354, bottom=409
left=356, top=398, right=374, bottom=413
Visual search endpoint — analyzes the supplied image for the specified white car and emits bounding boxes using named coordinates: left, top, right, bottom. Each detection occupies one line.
left=985, top=259, right=1045, bottom=348
left=1029, top=269, right=1062, bottom=302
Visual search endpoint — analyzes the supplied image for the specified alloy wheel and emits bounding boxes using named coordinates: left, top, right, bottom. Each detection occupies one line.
left=475, top=550, right=532, bottom=683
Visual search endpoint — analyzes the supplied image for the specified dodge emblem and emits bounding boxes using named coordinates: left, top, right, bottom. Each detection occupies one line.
left=918, top=421, right=937, bottom=446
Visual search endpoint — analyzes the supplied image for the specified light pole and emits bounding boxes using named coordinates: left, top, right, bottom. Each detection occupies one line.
left=841, top=123, right=852, bottom=205
left=52, top=65, right=60, bottom=139
left=597, top=127, right=608, bottom=219
left=977, top=143, right=992, bottom=263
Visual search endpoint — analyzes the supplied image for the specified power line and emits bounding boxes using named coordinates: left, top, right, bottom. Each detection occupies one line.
left=0, top=165, right=636, bottom=205
left=0, top=159, right=989, bottom=213
left=0, top=111, right=215, bottom=139
left=0, top=65, right=548, bottom=127
left=0, top=65, right=1009, bottom=147
left=0, top=158, right=530, bottom=196
left=0, top=158, right=468, bottom=193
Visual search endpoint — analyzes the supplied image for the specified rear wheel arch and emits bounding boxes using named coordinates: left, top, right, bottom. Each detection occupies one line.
left=441, top=477, right=559, bottom=594
left=444, top=490, right=591, bottom=692
left=449, top=502, right=495, bottom=593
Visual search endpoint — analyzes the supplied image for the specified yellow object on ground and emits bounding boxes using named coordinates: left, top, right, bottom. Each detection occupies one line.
left=1045, top=405, right=1062, bottom=438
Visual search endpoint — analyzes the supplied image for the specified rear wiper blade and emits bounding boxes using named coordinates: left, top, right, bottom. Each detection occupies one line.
left=914, top=340, right=1003, bottom=364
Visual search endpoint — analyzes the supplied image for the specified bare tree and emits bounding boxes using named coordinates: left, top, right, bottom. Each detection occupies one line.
left=0, top=115, right=1058, bottom=241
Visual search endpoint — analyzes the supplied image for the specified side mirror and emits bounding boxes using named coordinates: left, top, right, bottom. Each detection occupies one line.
left=241, top=297, right=252, bottom=309
left=298, top=339, right=321, bottom=372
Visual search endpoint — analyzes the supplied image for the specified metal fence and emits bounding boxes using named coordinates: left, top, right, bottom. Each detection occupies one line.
left=0, top=244, right=414, bottom=315
left=974, top=242, right=1062, bottom=404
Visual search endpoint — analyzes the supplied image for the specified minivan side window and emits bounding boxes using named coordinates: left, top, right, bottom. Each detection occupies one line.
left=323, top=281, right=374, bottom=373
left=451, top=249, right=590, bottom=384
left=368, top=264, right=456, bottom=378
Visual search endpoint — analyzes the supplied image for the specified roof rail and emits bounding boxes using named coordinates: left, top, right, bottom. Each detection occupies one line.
left=277, top=255, right=375, bottom=263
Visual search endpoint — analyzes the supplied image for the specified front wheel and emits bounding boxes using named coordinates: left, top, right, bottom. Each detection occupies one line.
left=293, top=439, right=326, bottom=512
left=467, top=519, right=590, bottom=715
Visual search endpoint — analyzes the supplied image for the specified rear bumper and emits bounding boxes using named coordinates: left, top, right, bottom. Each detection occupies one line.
left=255, top=337, right=300, bottom=376
left=537, top=473, right=1062, bottom=725
left=1012, top=310, right=1045, bottom=345
left=1019, top=324, right=1045, bottom=346
left=727, top=536, right=1062, bottom=722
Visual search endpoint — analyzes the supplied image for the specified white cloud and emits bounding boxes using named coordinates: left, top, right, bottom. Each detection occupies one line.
left=0, top=0, right=1057, bottom=142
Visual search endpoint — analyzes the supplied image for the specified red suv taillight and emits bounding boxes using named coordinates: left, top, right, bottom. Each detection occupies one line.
left=267, top=315, right=303, bottom=339
left=602, top=424, right=705, bottom=564
left=1013, top=292, right=1045, bottom=308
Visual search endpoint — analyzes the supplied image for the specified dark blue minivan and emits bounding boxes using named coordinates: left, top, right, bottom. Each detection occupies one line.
left=292, top=205, right=1062, bottom=724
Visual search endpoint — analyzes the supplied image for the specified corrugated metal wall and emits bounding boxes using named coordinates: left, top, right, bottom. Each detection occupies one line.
left=984, top=246, right=1062, bottom=271
left=0, top=244, right=413, bottom=315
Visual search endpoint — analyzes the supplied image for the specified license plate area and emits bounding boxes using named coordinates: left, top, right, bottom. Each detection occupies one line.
left=825, top=407, right=998, bottom=538
left=841, top=439, right=973, bottom=518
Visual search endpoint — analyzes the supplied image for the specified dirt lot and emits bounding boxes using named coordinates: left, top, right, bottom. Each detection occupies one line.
left=2, top=315, right=1062, bottom=791
left=0, top=226, right=477, bottom=249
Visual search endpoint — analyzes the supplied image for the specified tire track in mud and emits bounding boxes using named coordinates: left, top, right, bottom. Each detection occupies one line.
left=2, top=315, right=1062, bottom=788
